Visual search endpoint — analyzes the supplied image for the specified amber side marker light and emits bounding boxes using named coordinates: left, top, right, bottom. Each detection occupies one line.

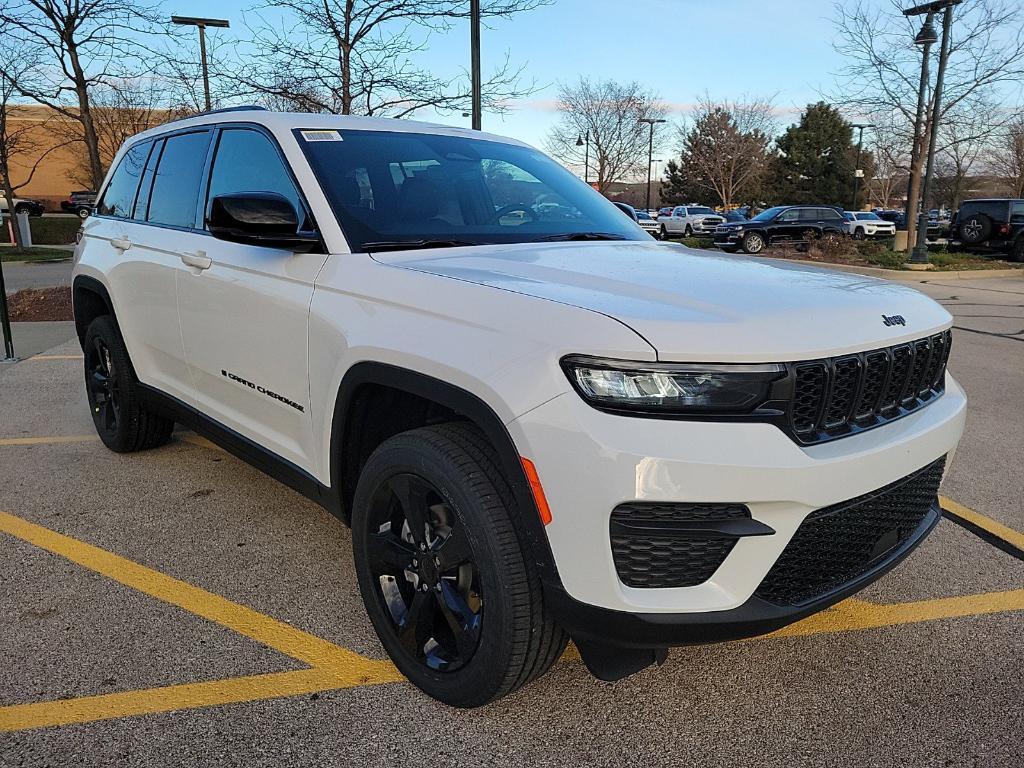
left=520, top=457, right=552, bottom=525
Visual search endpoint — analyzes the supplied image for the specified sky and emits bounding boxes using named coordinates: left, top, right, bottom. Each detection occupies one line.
left=163, top=0, right=873, bottom=151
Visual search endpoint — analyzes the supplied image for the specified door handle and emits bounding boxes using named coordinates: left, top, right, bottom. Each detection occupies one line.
left=180, top=251, right=212, bottom=270
left=110, top=238, right=132, bottom=252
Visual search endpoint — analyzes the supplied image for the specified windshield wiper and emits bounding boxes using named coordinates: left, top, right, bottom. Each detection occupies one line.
left=534, top=232, right=627, bottom=242
left=362, top=239, right=480, bottom=253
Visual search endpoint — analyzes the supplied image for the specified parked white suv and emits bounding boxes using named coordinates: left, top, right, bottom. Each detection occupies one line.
left=73, top=109, right=965, bottom=707
left=657, top=205, right=725, bottom=238
left=845, top=211, right=897, bottom=240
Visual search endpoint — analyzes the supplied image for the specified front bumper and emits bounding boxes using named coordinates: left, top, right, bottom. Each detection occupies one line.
left=508, top=372, right=965, bottom=639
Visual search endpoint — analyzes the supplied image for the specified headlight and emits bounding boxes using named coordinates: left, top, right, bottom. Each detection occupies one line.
left=732, top=226, right=744, bottom=233
left=561, top=356, right=784, bottom=414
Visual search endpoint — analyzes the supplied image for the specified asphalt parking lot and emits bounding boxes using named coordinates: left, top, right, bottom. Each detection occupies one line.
left=1, top=274, right=1022, bottom=767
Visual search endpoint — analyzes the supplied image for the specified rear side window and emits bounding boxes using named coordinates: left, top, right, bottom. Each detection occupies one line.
left=205, top=128, right=303, bottom=225
left=147, top=130, right=212, bottom=228
left=961, top=200, right=1010, bottom=221
left=798, top=208, right=819, bottom=221
left=1011, top=201, right=1024, bottom=223
left=817, top=208, right=843, bottom=221
left=97, top=141, right=152, bottom=218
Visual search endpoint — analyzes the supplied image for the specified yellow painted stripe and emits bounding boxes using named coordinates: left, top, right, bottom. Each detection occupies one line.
left=26, top=354, right=83, bottom=361
left=0, top=669, right=376, bottom=733
left=940, top=495, right=1024, bottom=552
left=0, top=511, right=402, bottom=680
left=770, top=590, right=1024, bottom=638
left=0, top=435, right=97, bottom=446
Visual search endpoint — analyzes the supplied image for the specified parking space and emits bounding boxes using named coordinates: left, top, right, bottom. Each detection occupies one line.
left=1, top=276, right=1023, bottom=767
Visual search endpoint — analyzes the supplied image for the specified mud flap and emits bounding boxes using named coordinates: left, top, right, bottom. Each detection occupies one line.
left=573, top=638, right=668, bottom=682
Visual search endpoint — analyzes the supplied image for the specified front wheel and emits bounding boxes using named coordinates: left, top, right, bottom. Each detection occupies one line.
left=352, top=423, right=567, bottom=707
left=658, top=224, right=668, bottom=241
left=684, top=224, right=693, bottom=237
left=741, top=232, right=765, bottom=254
left=853, top=227, right=865, bottom=240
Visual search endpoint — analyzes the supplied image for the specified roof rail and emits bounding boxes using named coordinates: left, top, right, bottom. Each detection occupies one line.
left=200, top=105, right=268, bottom=115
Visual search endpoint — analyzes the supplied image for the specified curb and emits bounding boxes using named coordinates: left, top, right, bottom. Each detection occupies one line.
left=760, top=257, right=1024, bottom=282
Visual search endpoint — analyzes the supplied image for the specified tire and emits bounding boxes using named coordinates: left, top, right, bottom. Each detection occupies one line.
left=1011, top=237, right=1024, bottom=263
left=853, top=227, right=865, bottom=241
left=13, top=204, right=28, bottom=216
left=77, top=207, right=90, bottom=219
left=659, top=224, right=668, bottom=241
left=352, top=422, right=567, bottom=707
left=740, top=231, right=765, bottom=254
left=959, top=214, right=992, bottom=245
left=684, top=224, right=693, bottom=237
left=84, top=316, right=174, bottom=453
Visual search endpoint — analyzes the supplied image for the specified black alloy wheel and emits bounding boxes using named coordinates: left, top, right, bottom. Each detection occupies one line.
left=86, top=334, right=121, bottom=435
left=364, top=471, right=483, bottom=673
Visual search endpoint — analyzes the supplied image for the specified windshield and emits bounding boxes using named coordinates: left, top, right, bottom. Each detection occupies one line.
left=856, top=212, right=881, bottom=220
left=296, top=129, right=648, bottom=251
left=751, top=206, right=786, bottom=222
left=636, top=210, right=653, bottom=220
left=689, top=207, right=715, bottom=215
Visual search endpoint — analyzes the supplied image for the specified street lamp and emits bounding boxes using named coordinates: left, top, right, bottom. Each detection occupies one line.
left=171, top=16, right=230, bottom=112
left=850, top=123, right=874, bottom=210
left=576, top=133, right=590, bottom=185
left=638, top=117, right=666, bottom=212
left=905, top=0, right=961, bottom=265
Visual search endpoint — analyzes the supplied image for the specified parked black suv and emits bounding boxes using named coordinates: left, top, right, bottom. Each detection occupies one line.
left=713, top=205, right=846, bottom=254
left=60, top=190, right=97, bottom=218
left=952, top=199, right=1024, bottom=261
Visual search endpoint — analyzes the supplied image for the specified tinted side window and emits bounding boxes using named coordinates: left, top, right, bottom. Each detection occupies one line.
left=97, top=141, right=152, bottom=218
left=1010, top=202, right=1024, bottom=223
left=206, top=129, right=303, bottom=226
left=798, top=208, right=820, bottom=222
left=777, top=209, right=799, bottom=222
left=818, top=208, right=843, bottom=221
left=147, top=131, right=212, bottom=228
left=131, top=138, right=163, bottom=221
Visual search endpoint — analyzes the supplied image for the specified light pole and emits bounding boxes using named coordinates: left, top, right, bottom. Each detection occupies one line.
left=908, top=0, right=960, bottom=264
left=0, top=255, right=13, bottom=360
left=638, top=117, right=666, bottom=213
left=470, top=0, right=481, bottom=130
left=171, top=16, right=230, bottom=112
left=576, top=133, right=590, bottom=185
left=850, top=123, right=874, bottom=210
left=902, top=9, right=937, bottom=254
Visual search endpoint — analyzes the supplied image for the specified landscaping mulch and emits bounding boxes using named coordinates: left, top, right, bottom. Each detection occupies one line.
left=5, top=286, right=73, bottom=322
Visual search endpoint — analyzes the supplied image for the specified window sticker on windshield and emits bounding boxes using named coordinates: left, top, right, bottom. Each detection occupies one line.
left=300, top=130, right=343, bottom=142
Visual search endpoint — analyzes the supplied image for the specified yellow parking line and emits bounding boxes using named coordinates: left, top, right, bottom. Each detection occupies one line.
left=0, top=669, right=343, bottom=733
left=0, top=435, right=97, bottom=446
left=26, top=355, right=83, bottom=361
left=771, top=590, right=1024, bottom=638
left=940, top=495, right=1024, bottom=552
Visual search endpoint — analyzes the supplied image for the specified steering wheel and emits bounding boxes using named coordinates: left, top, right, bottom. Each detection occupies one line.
left=489, top=203, right=538, bottom=224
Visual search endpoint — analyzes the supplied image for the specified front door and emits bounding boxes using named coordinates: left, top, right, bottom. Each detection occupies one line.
left=175, top=126, right=326, bottom=471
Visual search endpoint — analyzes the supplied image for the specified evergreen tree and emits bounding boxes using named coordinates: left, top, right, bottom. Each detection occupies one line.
left=766, top=102, right=872, bottom=208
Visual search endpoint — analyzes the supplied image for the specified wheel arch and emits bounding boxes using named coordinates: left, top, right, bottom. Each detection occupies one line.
left=72, top=275, right=120, bottom=349
left=329, top=361, right=562, bottom=586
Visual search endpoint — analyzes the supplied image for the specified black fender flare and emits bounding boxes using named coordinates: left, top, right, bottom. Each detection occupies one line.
left=72, top=274, right=120, bottom=348
left=329, top=361, right=563, bottom=588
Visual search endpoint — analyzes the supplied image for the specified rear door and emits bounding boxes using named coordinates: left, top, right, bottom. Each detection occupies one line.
left=771, top=208, right=801, bottom=242
left=87, top=136, right=198, bottom=404
left=176, top=125, right=326, bottom=471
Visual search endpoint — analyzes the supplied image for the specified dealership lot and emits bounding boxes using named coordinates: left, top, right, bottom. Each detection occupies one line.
left=1, top=275, right=1022, bottom=767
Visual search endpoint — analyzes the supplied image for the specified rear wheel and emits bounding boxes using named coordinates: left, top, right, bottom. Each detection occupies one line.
left=352, top=423, right=567, bottom=707
left=959, top=214, right=992, bottom=245
left=853, top=227, right=866, bottom=240
left=84, top=316, right=174, bottom=452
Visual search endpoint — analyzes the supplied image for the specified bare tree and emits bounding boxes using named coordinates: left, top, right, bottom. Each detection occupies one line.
left=545, top=78, right=666, bottom=195
left=670, top=95, right=775, bottom=208
left=932, top=105, right=997, bottom=210
left=0, top=0, right=166, bottom=191
left=990, top=115, right=1024, bottom=198
left=867, top=117, right=910, bottom=208
left=0, top=37, right=64, bottom=251
left=230, top=0, right=544, bottom=117
left=832, top=0, right=1024, bottom=243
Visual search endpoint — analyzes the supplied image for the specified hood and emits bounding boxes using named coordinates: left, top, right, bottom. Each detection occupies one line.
left=374, top=241, right=952, bottom=362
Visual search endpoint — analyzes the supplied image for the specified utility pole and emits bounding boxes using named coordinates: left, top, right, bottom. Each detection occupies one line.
left=850, top=123, right=873, bottom=210
left=470, top=0, right=481, bottom=130
left=171, top=16, right=230, bottom=112
left=638, top=118, right=666, bottom=212
left=576, top=132, right=590, bottom=185
left=910, top=2, right=957, bottom=264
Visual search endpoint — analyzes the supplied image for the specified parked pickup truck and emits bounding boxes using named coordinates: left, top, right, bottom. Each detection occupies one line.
left=73, top=108, right=965, bottom=707
left=656, top=205, right=725, bottom=239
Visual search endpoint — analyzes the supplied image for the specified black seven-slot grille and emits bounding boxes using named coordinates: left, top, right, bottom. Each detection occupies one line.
left=610, top=503, right=770, bottom=589
left=754, top=457, right=945, bottom=606
left=789, top=330, right=951, bottom=444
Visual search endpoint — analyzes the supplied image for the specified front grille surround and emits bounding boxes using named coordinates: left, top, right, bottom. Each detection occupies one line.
left=786, top=331, right=951, bottom=445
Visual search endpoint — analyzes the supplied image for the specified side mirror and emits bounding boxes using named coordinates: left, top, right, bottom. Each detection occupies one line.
left=207, top=192, right=319, bottom=251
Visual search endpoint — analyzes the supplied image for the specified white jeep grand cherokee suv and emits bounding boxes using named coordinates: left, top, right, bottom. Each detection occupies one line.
left=73, top=108, right=966, bottom=707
